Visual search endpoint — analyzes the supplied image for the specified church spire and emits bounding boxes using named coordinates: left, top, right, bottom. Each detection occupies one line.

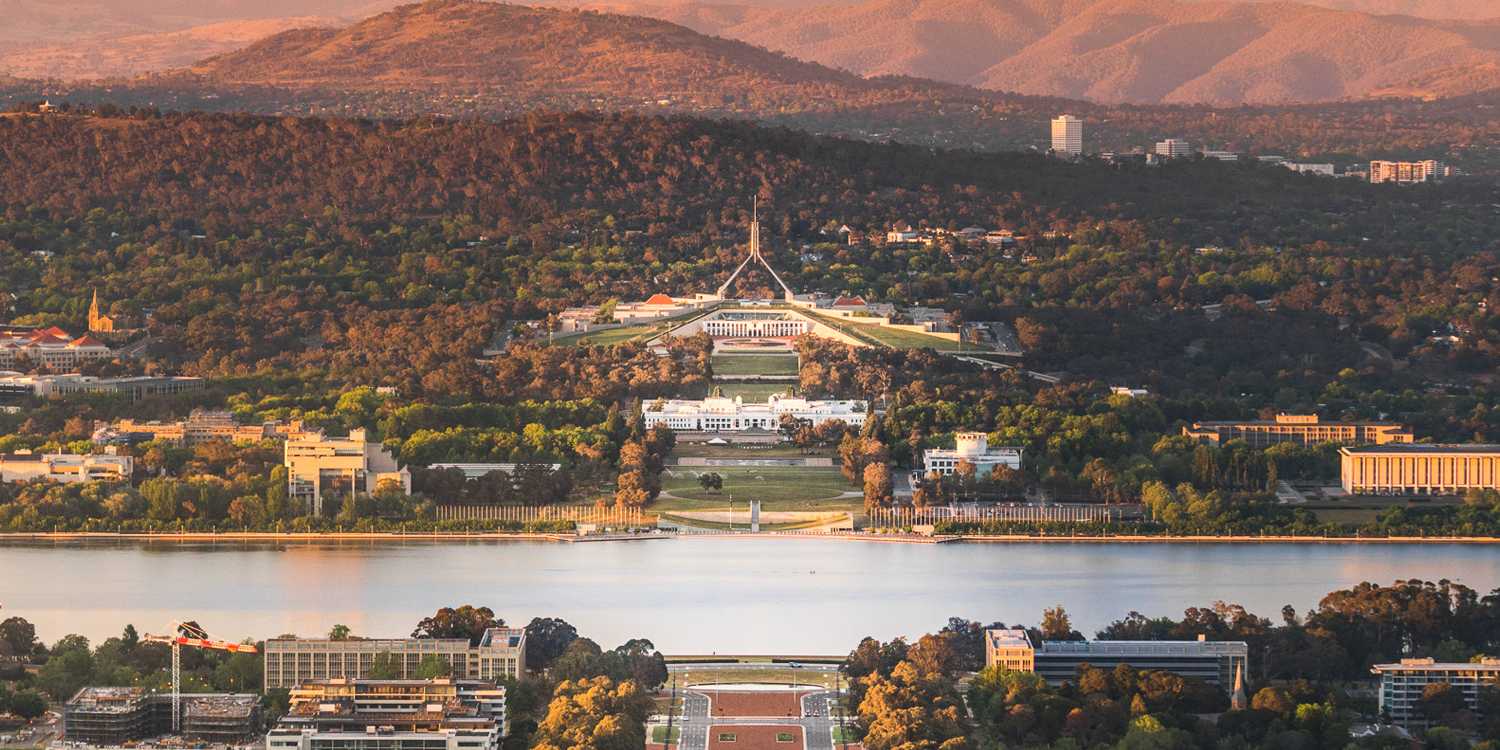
left=88, top=289, right=100, bottom=332
left=1230, top=662, right=1247, bottom=710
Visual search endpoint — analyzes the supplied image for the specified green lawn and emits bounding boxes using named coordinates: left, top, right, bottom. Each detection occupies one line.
left=853, top=324, right=983, bottom=351
left=708, top=383, right=799, bottom=402
left=831, top=727, right=859, bottom=744
left=712, top=355, right=800, bottom=376
left=660, top=466, right=855, bottom=505
left=552, top=325, right=662, bottom=347
left=1309, top=508, right=1384, bottom=525
left=777, top=734, right=795, bottom=742
left=677, top=667, right=838, bottom=686
left=719, top=734, right=737, bottom=743
left=675, top=444, right=815, bottom=458
left=653, top=727, right=681, bottom=743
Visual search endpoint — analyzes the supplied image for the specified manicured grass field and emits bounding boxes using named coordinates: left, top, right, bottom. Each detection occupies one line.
left=1309, top=508, right=1383, bottom=525
left=777, top=734, right=795, bottom=742
left=653, top=727, right=682, bottom=743
left=675, top=444, right=815, bottom=458
left=853, top=324, right=983, bottom=351
left=831, top=727, right=859, bottom=744
left=712, top=383, right=798, bottom=402
left=552, top=325, right=662, bottom=347
left=659, top=466, right=854, bottom=505
left=712, top=355, right=800, bottom=376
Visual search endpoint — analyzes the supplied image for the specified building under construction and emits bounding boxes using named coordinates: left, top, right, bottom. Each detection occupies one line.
left=182, top=695, right=264, bottom=743
left=65, top=688, right=152, bottom=745
left=65, top=688, right=264, bottom=744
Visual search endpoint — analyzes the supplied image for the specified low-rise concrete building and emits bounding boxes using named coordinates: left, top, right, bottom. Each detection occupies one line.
left=1184, top=414, right=1412, bottom=447
left=984, top=629, right=1247, bottom=686
left=285, top=429, right=411, bottom=515
left=0, top=449, right=132, bottom=483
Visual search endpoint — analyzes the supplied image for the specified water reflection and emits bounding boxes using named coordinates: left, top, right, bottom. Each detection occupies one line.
left=0, top=537, right=1494, bottom=653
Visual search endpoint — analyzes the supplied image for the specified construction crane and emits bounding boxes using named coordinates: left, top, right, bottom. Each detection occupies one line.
left=143, top=621, right=257, bottom=733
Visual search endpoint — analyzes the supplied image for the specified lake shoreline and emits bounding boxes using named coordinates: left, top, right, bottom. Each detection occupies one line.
left=0, top=531, right=1496, bottom=544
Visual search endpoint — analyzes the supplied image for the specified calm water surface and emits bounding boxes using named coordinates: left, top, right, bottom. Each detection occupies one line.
left=1, top=537, right=1496, bottom=653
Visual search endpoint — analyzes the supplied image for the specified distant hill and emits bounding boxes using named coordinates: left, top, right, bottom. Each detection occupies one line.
left=174, top=0, right=861, bottom=94
left=567, top=0, right=1500, bottom=103
left=0, top=17, right=339, bottom=80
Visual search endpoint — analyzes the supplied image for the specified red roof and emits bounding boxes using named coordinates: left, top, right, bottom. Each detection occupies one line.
left=644, top=294, right=676, bottom=306
left=69, top=335, right=107, bottom=348
left=832, top=296, right=868, bottom=307
left=34, top=333, right=69, bottom=345
left=41, top=326, right=69, bottom=338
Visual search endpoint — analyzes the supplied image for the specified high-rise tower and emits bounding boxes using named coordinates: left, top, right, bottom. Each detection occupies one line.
left=1052, top=115, right=1083, bottom=156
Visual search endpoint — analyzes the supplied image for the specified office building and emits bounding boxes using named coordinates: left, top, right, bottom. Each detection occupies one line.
left=1155, top=139, right=1191, bottom=158
left=263, top=628, right=528, bottom=689
left=1183, top=414, right=1412, bottom=448
left=642, top=393, right=866, bottom=433
left=1370, top=160, right=1444, bottom=184
left=0, top=374, right=204, bottom=403
left=1372, top=658, right=1500, bottom=726
left=922, top=432, right=1022, bottom=476
left=984, top=629, right=1247, bottom=686
left=0, top=449, right=132, bottom=483
left=1340, top=444, right=1500, bottom=494
left=984, top=629, right=1036, bottom=671
left=266, top=678, right=506, bottom=750
left=1052, top=115, right=1083, bottom=155
left=284, top=428, right=411, bottom=515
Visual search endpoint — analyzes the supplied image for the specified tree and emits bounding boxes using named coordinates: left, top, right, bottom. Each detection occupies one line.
left=1420, top=681, right=1468, bottom=722
left=8, top=691, right=48, bottom=720
left=0, top=617, right=40, bottom=660
left=525, top=617, right=580, bottom=673
left=412, top=606, right=502, bottom=646
left=697, top=472, right=723, bottom=495
left=328, top=624, right=352, bottom=640
left=532, top=676, right=652, bottom=750
left=1041, top=606, right=1079, bottom=640
left=864, top=462, right=893, bottom=511
left=414, top=654, right=452, bottom=679
left=367, top=650, right=401, bottom=680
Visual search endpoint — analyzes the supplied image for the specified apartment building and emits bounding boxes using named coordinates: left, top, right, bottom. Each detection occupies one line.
left=1372, top=658, right=1500, bottom=726
left=266, top=678, right=506, bottom=750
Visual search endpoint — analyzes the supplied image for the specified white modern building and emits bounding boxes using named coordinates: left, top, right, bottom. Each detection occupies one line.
left=1155, top=139, right=1191, bottom=157
left=1370, top=160, right=1445, bottom=184
left=984, top=629, right=1247, bottom=686
left=922, top=433, right=1023, bottom=476
left=284, top=429, right=411, bottom=515
left=702, top=311, right=809, bottom=338
left=0, top=449, right=132, bottom=483
left=1372, top=658, right=1500, bottom=726
left=1052, top=115, right=1083, bottom=155
left=266, top=677, right=508, bottom=750
left=643, top=393, right=866, bottom=433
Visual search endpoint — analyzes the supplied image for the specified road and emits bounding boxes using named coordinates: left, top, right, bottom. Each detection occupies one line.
left=666, top=689, right=849, bottom=750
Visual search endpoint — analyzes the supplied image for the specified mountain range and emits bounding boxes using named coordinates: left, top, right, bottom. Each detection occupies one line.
left=572, top=0, right=1500, bottom=103
left=3, top=0, right=1500, bottom=103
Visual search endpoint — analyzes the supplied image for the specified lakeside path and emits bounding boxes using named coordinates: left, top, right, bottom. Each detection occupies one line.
left=1, top=531, right=1498, bottom=543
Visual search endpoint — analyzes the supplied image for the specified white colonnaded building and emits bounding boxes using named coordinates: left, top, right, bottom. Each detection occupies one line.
left=923, top=432, right=1023, bottom=476
left=643, top=393, right=866, bottom=433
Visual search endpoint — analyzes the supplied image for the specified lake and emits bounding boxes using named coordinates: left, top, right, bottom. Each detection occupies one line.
left=1, top=537, right=1496, bottom=654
